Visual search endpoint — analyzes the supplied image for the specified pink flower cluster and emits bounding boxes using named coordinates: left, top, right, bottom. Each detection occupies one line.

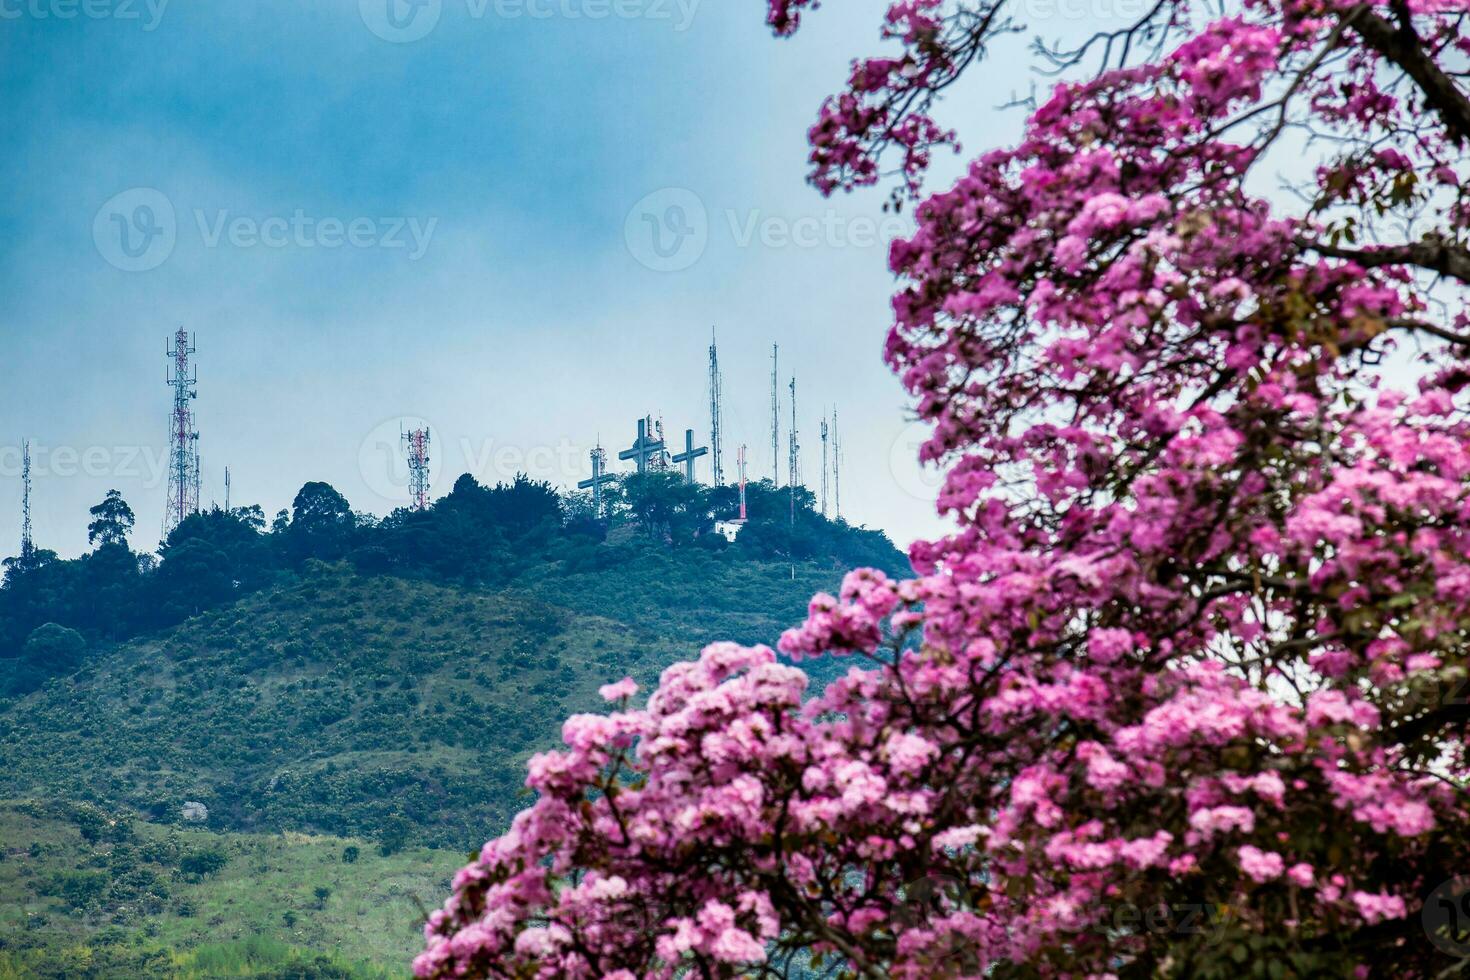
left=420, top=1, right=1470, bottom=975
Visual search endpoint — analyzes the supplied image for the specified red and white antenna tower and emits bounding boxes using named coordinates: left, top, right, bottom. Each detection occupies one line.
left=402, top=425, right=432, bottom=511
left=164, top=328, right=200, bottom=537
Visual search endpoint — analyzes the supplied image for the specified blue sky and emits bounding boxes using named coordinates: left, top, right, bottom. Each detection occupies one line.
left=0, top=0, right=1038, bottom=556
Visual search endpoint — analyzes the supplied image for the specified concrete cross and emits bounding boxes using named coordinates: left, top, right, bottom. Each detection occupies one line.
left=618, top=418, right=665, bottom=474
left=577, top=445, right=616, bottom=516
left=671, top=428, right=709, bottom=484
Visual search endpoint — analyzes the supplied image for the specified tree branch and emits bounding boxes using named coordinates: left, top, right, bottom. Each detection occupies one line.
left=1297, top=235, right=1470, bottom=286
left=1387, top=317, right=1470, bottom=347
left=1349, top=7, right=1470, bottom=146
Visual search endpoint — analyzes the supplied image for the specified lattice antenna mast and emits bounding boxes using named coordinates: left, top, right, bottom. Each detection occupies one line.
left=580, top=442, right=611, bottom=517
left=770, top=344, right=780, bottom=485
left=820, top=416, right=830, bottom=517
left=191, top=444, right=202, bottom=519
left=787, top=377, right=800, bottom=491
left=402, top=425, right=432, bottom=511
left=618, top=418, right=666, bottom=475
left=224, top=467, right=232, bottom=512
left=787, top=377, right=799, bottom=580
left=650, top=416, right=672, bottom=472
left=736, top=444, right=748, bottom=521
left=20, top=439, right=34, bottom=561
left=164, top=328, right=200, bottom=537
left=708, top=329, right=725, bottom=486
left=832, top=406, right=841, bottom=521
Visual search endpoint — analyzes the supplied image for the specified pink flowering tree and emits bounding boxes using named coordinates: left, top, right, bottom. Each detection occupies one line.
left=418, top=1, right=1470, bottom=976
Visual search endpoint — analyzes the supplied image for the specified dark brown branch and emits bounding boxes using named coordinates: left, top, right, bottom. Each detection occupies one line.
left=1389, top=701, right=1470, bottom=747
left=1349, top=7, right=1470, bottom=146
left=1387, top=316, right=1470, bottom=347
left=1298, top=235, right=1470, bottom=286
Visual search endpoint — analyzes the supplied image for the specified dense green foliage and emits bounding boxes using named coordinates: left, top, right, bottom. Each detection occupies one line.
left=0, top=471, right=902, bottom=974
left=0, top=473, right=903, bottom=696
left=0, top=472, right=902, bottom=843
left=0, top=799, right=453, bottom=978
left=0, top=556, right=860, bottom=850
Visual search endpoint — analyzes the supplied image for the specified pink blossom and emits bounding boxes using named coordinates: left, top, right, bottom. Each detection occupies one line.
left=418, top=2, right=1470, bottom=975
left=1350, top=891, right=1408, bottom=925
left=1238, top=846, right=1285, bottom=883
left=598, top=677, right=639, bottom=703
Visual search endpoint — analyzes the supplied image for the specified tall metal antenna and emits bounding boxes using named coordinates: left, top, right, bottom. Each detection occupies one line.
left=832, top=405, right=841, bottom=521
left=164, top=327, right=201, bottom=537
left=223, top=466, right=231, bottom=513
left=770, top=344, right=781, bottom=486
left=820, top=416, right=830, bottom=517
left=650, top=416, right=671, bottom=472
left=619, top=417, right=666, bottom=474
left=708, top=329, right=724, bottom=486
left=788, top=376, right=799, bottom=580
left=736, top=444, right=748, bottom=521
left=579, top=441, right=615, bottom=517
left=787, top=376, right=800, bottom=490
left=20, top=439, right=34, bottom=561
left=402, top=425, right=432, bottom=511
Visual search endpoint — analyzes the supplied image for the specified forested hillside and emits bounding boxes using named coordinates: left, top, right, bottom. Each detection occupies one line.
left=0, top=472, right=902, bottom=697
left=0, top=470, right=905, bottom=976
left=0, top=556, right=858, bottom=849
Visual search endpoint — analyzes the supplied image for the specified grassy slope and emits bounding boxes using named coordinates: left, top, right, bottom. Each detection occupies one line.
left=0, top=547, right=863, bottom=974
left=0, top=800, right=457, bottom=978
left=0, top=555, right=841, bottom=849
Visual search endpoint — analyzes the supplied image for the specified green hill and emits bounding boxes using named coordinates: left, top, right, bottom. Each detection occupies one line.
left=0, top=797, right=455, bottom=979
left=0, top=554, right=855, bottom=850
left=0, top=475, right=904, bottom=975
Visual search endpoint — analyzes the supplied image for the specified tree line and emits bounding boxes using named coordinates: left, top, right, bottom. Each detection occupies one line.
left=0, top=471, right=901, bottom=695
